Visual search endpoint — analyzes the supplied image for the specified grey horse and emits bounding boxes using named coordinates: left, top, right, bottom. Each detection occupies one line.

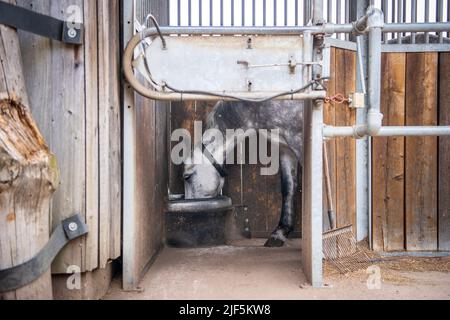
left=183, top=100, right=303, bottom=247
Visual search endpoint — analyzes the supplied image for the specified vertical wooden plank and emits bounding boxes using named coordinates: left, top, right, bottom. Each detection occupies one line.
left=439, top=52, right=450, bottom=251
left=405, top=52, right=438, bottom=251
left=372, top=53, right=406, bottom=252
left=84, top=0, right=99, bottom=272
left=243, top=162, right=269, bottom=236
left=98, top=0, right=110, bottom=268
left=98, top=0, right=122, bottom=269
left=135, top=93, right=158, bottom=270
left=51, top=0, right=86, bottom=273
left=0, top=0, right=55, bottom=299
left=17, top=0, right=52, bottom=139
left=324, top=47, right=337, bottom=229
left=334, top=48, right=357, bottom=231
left=107, top=0, right=122, bottom=261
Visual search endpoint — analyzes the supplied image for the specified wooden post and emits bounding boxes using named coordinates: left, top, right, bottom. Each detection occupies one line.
left=0, top=8, right=59, bottom=299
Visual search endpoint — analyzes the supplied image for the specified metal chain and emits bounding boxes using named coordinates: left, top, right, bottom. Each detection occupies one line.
left=325, top=93, right=351, bottom=105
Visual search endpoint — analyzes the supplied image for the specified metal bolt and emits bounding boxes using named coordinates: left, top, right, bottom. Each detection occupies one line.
left=68, top=222, right=78, bottom=232
left=67, top=28, right=77, bottom=39
left=247, top=38, right=252, bottom=49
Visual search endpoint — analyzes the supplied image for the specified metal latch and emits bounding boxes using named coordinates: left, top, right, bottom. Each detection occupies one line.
left=349, top=92, right=365, bottom=109
left=0, top=1, right=84, bottom=45
left=0, top=214, right=88, bottom=293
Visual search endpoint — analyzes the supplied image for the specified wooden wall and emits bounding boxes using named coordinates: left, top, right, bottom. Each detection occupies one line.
left=123, top=0, right=170, bottom=290
left=372, top=52, right=450, bottom=252
left=17, top=0, right=121, bottom=274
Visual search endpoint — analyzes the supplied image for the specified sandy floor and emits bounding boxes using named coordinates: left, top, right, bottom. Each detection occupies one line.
left=104, top=239, right=450, bottom=300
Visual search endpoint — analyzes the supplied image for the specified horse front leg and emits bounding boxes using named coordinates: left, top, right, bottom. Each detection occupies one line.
left=265, top=147, right=299, bottom=248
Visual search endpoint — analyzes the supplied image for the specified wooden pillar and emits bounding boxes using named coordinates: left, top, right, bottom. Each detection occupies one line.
left=0, top=2, right=59, bottom=299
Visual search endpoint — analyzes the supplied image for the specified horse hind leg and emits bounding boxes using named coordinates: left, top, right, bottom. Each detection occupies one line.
left=265, top=146, right=299, bottom=248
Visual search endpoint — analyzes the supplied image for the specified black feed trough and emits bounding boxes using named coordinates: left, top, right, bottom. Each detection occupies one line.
left=166, top=195, right=233, bottom=248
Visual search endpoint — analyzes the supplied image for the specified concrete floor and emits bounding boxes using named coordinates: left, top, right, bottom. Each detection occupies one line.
left=104, top=239, right=450, bottom=300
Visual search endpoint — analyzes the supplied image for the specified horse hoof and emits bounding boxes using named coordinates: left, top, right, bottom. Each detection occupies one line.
left=264, top=237, right=285, bottom=248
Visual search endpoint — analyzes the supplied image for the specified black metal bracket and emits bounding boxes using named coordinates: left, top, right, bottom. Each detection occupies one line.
left=0, top=1, right=84, bottom=45
left=0, top=214, right=88, bottom=293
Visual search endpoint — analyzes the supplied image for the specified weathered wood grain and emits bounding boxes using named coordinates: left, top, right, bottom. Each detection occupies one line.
left=0, top=2, right=58, bottom=298
left=405, top=53, right=438, bottom=251
left=84, top=0, right=99, bottom=272
left=372, top=53, right=406, bottom=252
left=98, top=0, right=122, bottom=269
left=334, top=48, right=357, bottom=231
left=124, top=0, right=169, bottom=289
left=323, top=47, right=337, bottom=230
left=18, top=0, right=123, bottom=277
left=439, top=52, right=450, bottom=251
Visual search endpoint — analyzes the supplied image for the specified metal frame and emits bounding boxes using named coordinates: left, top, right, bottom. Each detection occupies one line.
left=122, top=0, right=138, bottom=291
left=123, top=0, right=450, bottom=289
left=0, top=1, right=83, bottom=45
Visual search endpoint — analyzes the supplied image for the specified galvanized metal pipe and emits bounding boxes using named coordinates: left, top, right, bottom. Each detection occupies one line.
left=177, top=0, right=181, bottom=26
left=411, top=0, right=417, bottom=44
left=304, top=0, right=312, bottom=25
left=231, top=0, right=234, bottom=26
left=140, top=23, right=450, bottom=36
left=350, top=7, right=385, bottom=138
left=241, top=0, right=245, bottom=26
left=363, top=25, right=383, bottom=136
left=252, top=0, right=256, bottom=26
left=301, top=30, right=323, bottom=288
left=324, top=126, right=450, bottom=138
left=391, top=0, right=396, bottom=40
left=425, top=0, right=430, bottom=43
left=327, top=0, right=332, bottom=23
left=448, top=0, right=450, bottom=38
left=220, top=0, right=224, bottom=26
left=313, top=0, right=323, bottom=24
left=438, top=0, right=444, bottom=43
left=199, top=0, right=203, bottom=26
left=210, top=0, right=213, bottom=25
left=284, top=0, right=288, bottom=26
left=263, top=0, right=267, bottom=26
left=378, top=126, right=450, bottom=136
left=397, top=0, right=403, bottom=44
left=336, top=0, right=341, bottom=38
left=383, top=22, right=450, bottom=33
left=274, top=0, right=277, bottom=26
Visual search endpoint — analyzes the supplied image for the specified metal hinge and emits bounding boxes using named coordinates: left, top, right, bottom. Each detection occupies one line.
left=0, top=1, right=84, bottom=45
left=0, top=214, right=88, bottom=293
left=234, top=205, right=252, bottom=239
